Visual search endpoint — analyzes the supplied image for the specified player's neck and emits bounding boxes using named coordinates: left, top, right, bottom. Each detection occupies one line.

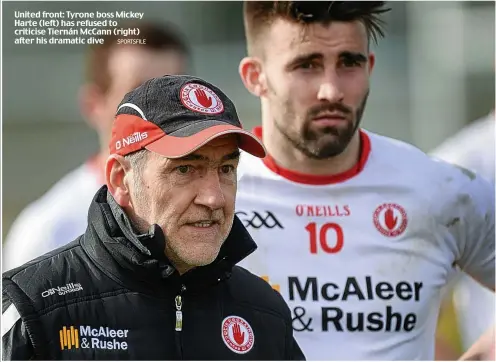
left=262, top=122, right=361, bottom=176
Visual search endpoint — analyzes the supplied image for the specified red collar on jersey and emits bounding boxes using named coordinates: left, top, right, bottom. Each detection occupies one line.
left=252, top=126, right=371, bottom=185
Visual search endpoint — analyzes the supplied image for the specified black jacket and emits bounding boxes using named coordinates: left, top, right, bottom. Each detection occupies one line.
left=2, top=186, right=304, bottom=360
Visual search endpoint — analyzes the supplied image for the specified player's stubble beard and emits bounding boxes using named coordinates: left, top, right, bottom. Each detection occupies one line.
left=270, top=82, right=369, bottom=159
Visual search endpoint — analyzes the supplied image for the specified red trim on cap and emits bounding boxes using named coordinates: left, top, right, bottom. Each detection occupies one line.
left=109, top=115, right=166, bottom=155
left=252, top=126, right=371, bottom=185
left=146, top=124, right=266, bottom=158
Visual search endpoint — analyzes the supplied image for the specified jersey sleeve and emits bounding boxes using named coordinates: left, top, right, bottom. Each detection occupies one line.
left=2, top=203, right=58, bottom=272
left=451, top=168, right=495, bottom=289
left=2, top=295, right=34, bottom=360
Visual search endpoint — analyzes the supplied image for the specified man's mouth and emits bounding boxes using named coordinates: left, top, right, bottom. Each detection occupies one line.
left=311, top=114, right=347, bottom=127
left=313, top=112, right=346, bottom=121
left=186, top=220, right=218, bottom=228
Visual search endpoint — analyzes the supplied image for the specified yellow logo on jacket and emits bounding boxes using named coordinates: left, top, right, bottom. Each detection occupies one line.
left=59, top=326, right=79, bottom=350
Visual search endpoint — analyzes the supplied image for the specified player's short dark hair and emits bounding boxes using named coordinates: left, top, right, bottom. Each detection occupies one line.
left=85, top=21, right=189, bottom=93
left=243, top=1, right=391, bottom=55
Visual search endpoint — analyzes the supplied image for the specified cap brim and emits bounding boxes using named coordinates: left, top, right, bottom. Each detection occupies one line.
left=145, top=124, right=266, bottom=159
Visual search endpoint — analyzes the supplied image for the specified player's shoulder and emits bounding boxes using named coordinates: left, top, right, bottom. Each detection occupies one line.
left=367, top=130, right=481, bottom=188
left=2, top=238, right=125, bottom=313
left=367, top=130, right=433, bottom=166
left=2, top=164, right=101, bottom=271
left=229, top=266, right=290, bottom=320
left=39, top=164, right=99, bottom=206
left=432, top=114, right=494, bottom=161
left=11, top=164, right=98, bottom=224
left=3, top=239, right=84, bottom=301
left=237, top=150, right=270, bottom=179
left=430, top=114, right=495, bottom=181
left=369, top=130, right=494, bottom=224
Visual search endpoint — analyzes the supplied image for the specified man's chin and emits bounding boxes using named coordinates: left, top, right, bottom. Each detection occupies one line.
left=182, top=253, right=219, bottom=268
left=304, top=128, right=357, bottom=158
left=300, top=138, right=349, bottom=159
left=179, top=242, right=223, bottom=267
left=308, top=147, right=347, bottom=159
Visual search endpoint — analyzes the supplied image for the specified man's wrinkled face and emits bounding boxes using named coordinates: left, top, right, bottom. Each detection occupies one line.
left=127, top=135, right=240, bottom=273
left=261, top=19, right=374, bottom=158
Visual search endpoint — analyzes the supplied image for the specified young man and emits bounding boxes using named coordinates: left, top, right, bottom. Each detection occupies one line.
left=2, top=21, right=189, bottom=272
left=234, top=2, right=495, bottom=360
left=431, top=112, right=495, bottom=360
left=2, top=75, right=304, bottom=361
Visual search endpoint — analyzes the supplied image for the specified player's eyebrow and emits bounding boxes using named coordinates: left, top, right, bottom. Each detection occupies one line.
left=339, top=51, right=368, bottom=63
left=286, top=52, right=323, bottom=69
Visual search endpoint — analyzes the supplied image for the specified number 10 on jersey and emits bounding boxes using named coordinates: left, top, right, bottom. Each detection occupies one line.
left=305, top=223, right=344, bottom=254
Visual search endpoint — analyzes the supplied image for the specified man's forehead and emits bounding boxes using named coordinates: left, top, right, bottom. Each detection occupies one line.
left=266, top=18, right=368, bottom=54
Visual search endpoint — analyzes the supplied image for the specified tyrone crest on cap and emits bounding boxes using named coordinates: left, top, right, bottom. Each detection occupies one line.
left=180, top=83, right=224, bottom=115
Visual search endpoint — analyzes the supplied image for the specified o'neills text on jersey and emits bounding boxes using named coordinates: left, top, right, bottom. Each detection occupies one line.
left=295, top=204, right=351, bottom=218
left=288, top=276, right=423, bottom=332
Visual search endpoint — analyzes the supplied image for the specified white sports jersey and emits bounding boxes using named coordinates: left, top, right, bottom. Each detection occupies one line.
left=236, top=127, right=495, bottom=360
left=432, top=113, right=494, bottom=183
left=2, top=160, right=102, bottom=272
left=431, top=113, right=495, bottom=350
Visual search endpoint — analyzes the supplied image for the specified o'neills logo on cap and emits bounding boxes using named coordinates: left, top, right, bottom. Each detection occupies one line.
left=115, top=131, right=148, bottom=151
left=180, top=83, right=224, bottom=115
left=221, top=316, right=255, bottom=354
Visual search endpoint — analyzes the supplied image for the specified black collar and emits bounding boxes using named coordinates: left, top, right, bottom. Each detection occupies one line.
left=82, top=186, right=257, bottom=294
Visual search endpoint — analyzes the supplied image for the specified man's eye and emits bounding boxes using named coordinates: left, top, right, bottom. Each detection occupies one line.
left=176, top=165, right=192, bottom=174
left=341, top=58, right=361, bottom=68
left=220, top=165, right=235, bottom=174
left=298, top=62, right=316, bottom=70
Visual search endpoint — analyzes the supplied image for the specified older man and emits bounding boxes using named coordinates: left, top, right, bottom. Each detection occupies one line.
left=2, top=75, right=305, bottom=361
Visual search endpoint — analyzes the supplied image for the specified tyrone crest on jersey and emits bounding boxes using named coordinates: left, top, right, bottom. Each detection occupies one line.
left=221, top=316, right=255, bottom=354
left=373, top=203, right=408, bottom=237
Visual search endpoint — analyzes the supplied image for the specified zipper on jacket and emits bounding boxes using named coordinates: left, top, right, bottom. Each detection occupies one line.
left=174, top=284, right=186, bottom=359
left=175, top=295, right=183, bottom=331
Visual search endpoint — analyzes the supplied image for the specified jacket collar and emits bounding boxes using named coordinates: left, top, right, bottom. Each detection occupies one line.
left=83, top=186, right=257, bottom=292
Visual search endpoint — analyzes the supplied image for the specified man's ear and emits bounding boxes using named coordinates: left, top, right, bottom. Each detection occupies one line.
left=368, top=52, right=375, bottom=76
left=239, top=56, right=266, bottom=97
left=106, top=154, right=131, bottom=207
left=79, top=84, right=104, bottom=130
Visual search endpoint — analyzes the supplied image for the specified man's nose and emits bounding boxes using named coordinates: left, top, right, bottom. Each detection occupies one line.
left=195, top=172, right=226, bottom=210
left=317, top=73, right=344, bottom=103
